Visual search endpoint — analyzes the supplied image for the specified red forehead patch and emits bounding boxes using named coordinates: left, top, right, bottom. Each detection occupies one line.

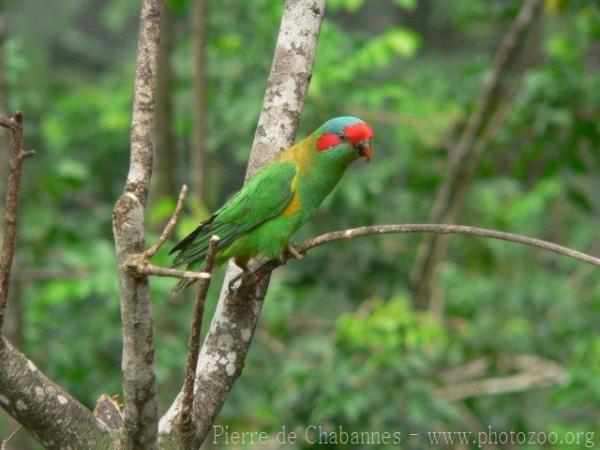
left=344, top=123, right=373, bottom=143
left=316, top=133, right=341, bottom=152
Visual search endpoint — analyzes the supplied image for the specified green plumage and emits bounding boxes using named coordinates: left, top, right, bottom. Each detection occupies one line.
left=170, top=116, right=372, bottom=273
left=171, top=161, right=297, bottom=267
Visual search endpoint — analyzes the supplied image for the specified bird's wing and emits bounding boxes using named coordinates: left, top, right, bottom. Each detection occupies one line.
left=170, top=161, right=298, bottom=265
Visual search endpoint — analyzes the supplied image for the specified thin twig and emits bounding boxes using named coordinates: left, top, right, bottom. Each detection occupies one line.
left=126, top=185, right=193, bottom=280
left=1, top=425, right=22, bottom=450
left=179, top=235, right=220, bottom=438
left=145, top=184, right=188, bottom=259
left=295, top=224, right=600, bottom=268
left=0, top=112, right=33, bottom=333
left=133, top=262, right=210, bottom=280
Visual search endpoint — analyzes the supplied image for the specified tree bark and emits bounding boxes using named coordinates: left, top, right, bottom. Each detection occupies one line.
left=0, top=339, right=111, bottom=450
left=159, top=1, right=325, bottom=447
left=190, top=0, right=207, bottom=203
left=111, top=1, right=163, bottom=449
left=410, top=0, right=544, bottom=308
left=151, top=3, right=177, bottom=205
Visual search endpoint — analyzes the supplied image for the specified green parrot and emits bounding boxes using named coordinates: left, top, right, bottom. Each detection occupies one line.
left=170, top=116, right=374, bottom=276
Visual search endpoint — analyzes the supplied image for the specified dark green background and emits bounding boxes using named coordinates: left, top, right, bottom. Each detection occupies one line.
left=1, top=0, right=600, bottom=448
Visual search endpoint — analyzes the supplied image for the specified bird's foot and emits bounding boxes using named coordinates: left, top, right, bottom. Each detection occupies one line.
left=286, top=243, right=305, bottom=261
left=228, top=260, right=251, bottom=291
left=228, top=272, right=243, bottom=292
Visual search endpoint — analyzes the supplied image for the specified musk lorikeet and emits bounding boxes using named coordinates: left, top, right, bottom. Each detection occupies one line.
left=170, top=116, right=374, bottom=274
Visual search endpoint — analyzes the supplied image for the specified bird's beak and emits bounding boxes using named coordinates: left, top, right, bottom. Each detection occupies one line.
left=356, top=140, right=372, bottom=162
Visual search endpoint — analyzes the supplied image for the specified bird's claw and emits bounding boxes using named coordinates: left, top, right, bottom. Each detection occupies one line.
left=287, top=243, right=305, bottom=260
left=228, top=272, right=243, bottom=291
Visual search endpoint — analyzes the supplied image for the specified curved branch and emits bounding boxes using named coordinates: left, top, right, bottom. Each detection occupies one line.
left=157, top=220, right=596, bottom=446
left=297, top=224, right=600, bottom=268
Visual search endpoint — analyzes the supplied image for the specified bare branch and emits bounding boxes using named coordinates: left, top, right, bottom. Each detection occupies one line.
left=155, top=218, right=597, bottom=446
left=112, top=0, right=163, bottom=449
left=238, top=221, right=600, bottom=298
left=296, top=224, right=600, bottom=268
left=0, top=114, right=113, bottom=448
left=145, top=184, right=188, bottom=258
left=433, top=354, right=568, bottom=401
left=159, top=1, right=325, bottom=446
left=0, top=112, right=32, bottom=333
left=179, top=236, right=220, bottom=442
left=131, top=262, right=210, bottom=280
left=0, top=338, right=111, bottom=450
left=124, top=185, right=199, bottom=281
left=411, top=0, right=544, bottom=307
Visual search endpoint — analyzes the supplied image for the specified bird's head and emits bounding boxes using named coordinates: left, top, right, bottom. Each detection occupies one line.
left=314, top=116, right=374, bottom=163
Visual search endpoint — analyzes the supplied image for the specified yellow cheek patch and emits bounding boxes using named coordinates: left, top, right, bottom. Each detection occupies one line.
left=282, top=193, right=302, bottom=217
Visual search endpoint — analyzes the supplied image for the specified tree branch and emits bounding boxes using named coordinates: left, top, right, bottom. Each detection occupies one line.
left=178, top=236, right=220, bottom=444
left=145, top=184, right=188, bottom=258
left=111, top=1, right=163, bottom=449
left=0, top=113, right=110, bottom=450
left=124, top=184, right=209, bottom=282
left=433, top=354, right=568, bottom=401
left=1, top=424, right=22, bottom=450
left=159, top=1, right=325, bottom=446
left=129, top=261, right=210, bottom=281
left=0, top=112, right=33, bottom=333
left=295, top=224, right=600, bottom=268
left=0, top=338, right=110, bottom=450
left=93, top=394, right=124, bottom=430
left=411, top=0, right=544, bottom=308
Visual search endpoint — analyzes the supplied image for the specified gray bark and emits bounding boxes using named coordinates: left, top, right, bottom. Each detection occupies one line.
left=0, top=339, right=111, bottom=450
left=111, top=1, right=163, bottom=449
left=151, top=4, right=177, bottom=204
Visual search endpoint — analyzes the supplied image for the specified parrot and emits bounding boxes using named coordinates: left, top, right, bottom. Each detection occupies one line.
left=169, top=116, right=373, bottom=291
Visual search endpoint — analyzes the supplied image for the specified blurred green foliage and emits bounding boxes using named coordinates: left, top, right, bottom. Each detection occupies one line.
left=2, top=0, right=600, bottom=449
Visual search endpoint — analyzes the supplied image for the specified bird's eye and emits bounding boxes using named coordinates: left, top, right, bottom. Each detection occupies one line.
left=338, top=134, right=346, bottom=141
